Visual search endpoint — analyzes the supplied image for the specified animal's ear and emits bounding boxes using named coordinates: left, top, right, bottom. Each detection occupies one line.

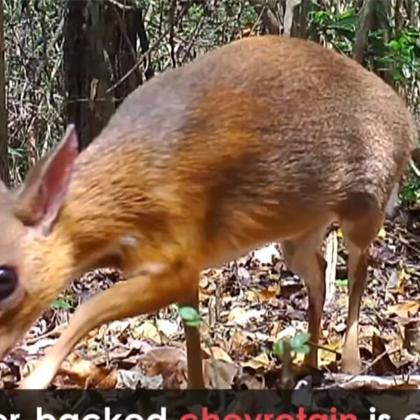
left=14, top=125, right=79, bottom=234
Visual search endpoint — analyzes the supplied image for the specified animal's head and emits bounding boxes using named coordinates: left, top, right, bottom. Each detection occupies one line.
left=0, top=125, right=79, bottom=359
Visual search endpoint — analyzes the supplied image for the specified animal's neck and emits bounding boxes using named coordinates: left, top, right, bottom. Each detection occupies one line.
left=50, top=146, right=177, bottom=276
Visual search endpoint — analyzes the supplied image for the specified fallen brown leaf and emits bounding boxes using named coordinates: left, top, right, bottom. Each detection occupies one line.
left=56, top=354, right=118, bottom=389
left=318, top=341, right=340, bottom=367
left=242, top=352, right=270, bottom=370
left=137, top=346, right=188, bottom=389
left=371, top=333, right=398, bottom=375
left=387, top=301, right=420, bottom=318
left=202, top=346, right=233, bottom=363
left=203, top=359, right=240, bottom=388
left=404, top=320, right=420, bottom=355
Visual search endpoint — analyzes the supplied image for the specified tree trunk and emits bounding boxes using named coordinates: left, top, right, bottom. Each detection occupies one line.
left=249, top=0, right=280, bottom=35
left=353, top=0, right=377, bottom=64
left=0, top=3, right=8, bottom=186
left=284, top=0, right=301, bottom=36
left=395, top=0, right=403, bottom=38
left=64, top=0, right=144, bottom=150
left=291, top=0, right=310, bottom=38
left=64, top=0, right=115, bottom=150
left=104, top=0, right=145, bottom=108
left=137, top=6, right=154, bottom=81
left=353, top=0, right=394, bottom=87
left=372, top=0, right=393, bottom=87
left=404, top=0, right=417, bottom=27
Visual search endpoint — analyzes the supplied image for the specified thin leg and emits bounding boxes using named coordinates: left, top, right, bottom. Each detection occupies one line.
left=19, top=262, right=198, bottom=389
left=281, top=225, right=327, bottom=369
left=304, top=252, right=327, bottom=368
left=341, top=240, right=368, bottom=373
left=180, top=288, right=204, bottom=388
left=340, top=213, right=383, bottom=373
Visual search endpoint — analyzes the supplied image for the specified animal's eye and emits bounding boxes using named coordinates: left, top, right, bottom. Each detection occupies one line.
left=0, top=266, right=18, bottom=301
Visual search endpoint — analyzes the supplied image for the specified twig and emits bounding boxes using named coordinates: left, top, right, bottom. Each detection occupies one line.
left=248, top=5, right=265, bottom=36
left=180, top=16, right=204, bottom=64
left=24, top=325, right=66, bottom=345
left=324, top=347, right=400, bottom=389
left=106, top=2, right=189, bottom=94
left=324, top=230, right=338, bottom=308
left=309, top=341, right=341, bottom=356
left=204, top=337, right=221, bottom=389
left=136, top=6, right=154, bottom=80
left=399, top=235, right=420, bottom=254
left=111, top=3, right=142, bottom=84
left=280, top=340, right=295, bottom=388
left=168, top=0, right=177, bottom=68
left=410, top=159, right=420, bottom=177
left=106, top=0, right=136, bottom=10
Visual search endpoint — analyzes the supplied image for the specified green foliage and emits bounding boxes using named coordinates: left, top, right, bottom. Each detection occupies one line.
left=309, top=5, right=420, bottom=87
left=401, top=169, right=420, bottom=206
left=309, top=8, right=358, bottom=54
left=178, top=305, right=202, bottom=328
left=145, top=0, right=259, bottom=72
left=335, top=278, right=349, bottom=288
left=273, top=332, right=311, bottom=359
left=51, top=297, right=75, bottom=311
left=4, top=0, right=65, bottom=185
left=383, top=29, right=420, bottom=83
left=309, top=3, right=420, bottom=205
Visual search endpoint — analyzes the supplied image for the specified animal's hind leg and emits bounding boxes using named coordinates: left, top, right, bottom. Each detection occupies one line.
left=340, top=210, right=385, bottom=373
left=281, top=224, right=329, bottom=369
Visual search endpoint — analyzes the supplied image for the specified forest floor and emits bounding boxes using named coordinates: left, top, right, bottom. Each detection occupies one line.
left=0, top=209, right=419, bottom=390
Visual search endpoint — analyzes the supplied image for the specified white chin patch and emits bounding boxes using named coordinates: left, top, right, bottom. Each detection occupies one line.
left=119, top=234, right=140, bottom=248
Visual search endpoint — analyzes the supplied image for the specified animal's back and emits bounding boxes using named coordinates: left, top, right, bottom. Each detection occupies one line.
left=70, top=35, right=417, bottom=261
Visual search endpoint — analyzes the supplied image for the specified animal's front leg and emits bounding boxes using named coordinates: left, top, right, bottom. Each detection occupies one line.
left=19, top=261, right=199, bottom=389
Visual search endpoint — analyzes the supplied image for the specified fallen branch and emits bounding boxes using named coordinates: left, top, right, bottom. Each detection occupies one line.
left=324, top=373, right=420, bottom=389
left=410, top=159, right=420, bottom=177
left=323, top=347, right=400, bottom=389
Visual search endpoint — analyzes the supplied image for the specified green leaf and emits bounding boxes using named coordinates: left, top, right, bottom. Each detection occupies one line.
left=330, top=15, right=358, bottom=29
left=290, top=332, right=311, bottom=350
left=179, top=306, right=199, bottom=321
left=296, top=344, right=311, bottom=356
left=273, top=339, right=285, bottom=357
left=388, top=39, right=401, bottom=51
left=51, top=298, right=73, bottom=311
left=178, top=306, right=202, bottom=327
left=335, top=279, right=349, bottom=288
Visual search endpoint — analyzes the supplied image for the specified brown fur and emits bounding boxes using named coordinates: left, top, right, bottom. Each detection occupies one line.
left=0, top=35, right=416, bottom=388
